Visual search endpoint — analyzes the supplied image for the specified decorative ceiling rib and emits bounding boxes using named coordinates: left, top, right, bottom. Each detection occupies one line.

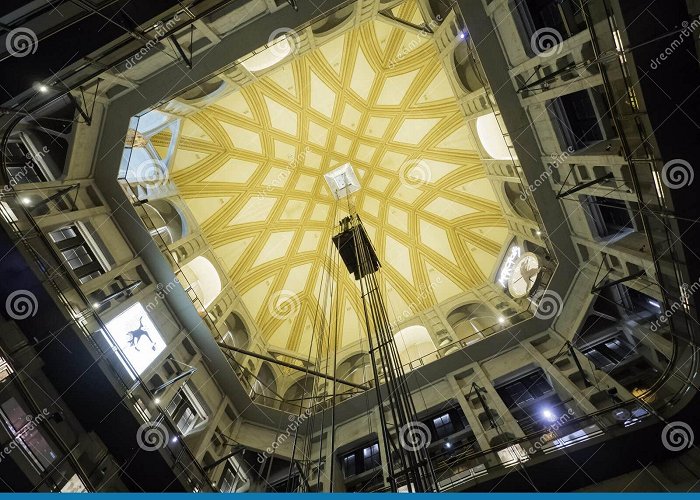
left=167, top=0, right=509, bottom=356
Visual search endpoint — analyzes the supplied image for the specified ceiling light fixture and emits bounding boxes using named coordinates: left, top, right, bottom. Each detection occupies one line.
left=541, top=408, right=556, bottom=422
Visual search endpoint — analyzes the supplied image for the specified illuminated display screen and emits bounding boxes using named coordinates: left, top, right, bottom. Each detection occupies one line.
left=103, top=302, right=166, bottom=377
left=497, top=245, right=521, bottom=287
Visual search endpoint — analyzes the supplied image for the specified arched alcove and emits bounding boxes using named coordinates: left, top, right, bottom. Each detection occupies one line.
left=311, top=4, right=354, bottom=35
left=337, top=352, right=371, bottom=386
left=240, top=36, right=295, bottom=73
left=281, top=375, right=315, bottom=413
left=504, top=182, right=537, bottom=222
left=393, top=325, right=438, bottom=367
left=179, top=256, right=222, bottom=311
left=476, top=112, right=513, bottom=161
left=453, top=43, right=484, bottom=94
left=143, top=199, right=186, bottom=244
left=252, top=363, right=277, bottom=407
left=180, top=78, right=226, bottom=101
left=447, top=303, right=496, bottom=341
left=224, top=313, right=250, bottom=350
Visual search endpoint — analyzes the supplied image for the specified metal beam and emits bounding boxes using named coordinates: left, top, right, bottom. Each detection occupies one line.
left=557, top=172, right=614, bottom=199
left=217, top=342, right=370, bottom=391
left=592, top=270, right=646, bottom=293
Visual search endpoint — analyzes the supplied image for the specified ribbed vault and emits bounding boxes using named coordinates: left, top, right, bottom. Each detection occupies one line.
left=168, top=0, right=509, bottom=358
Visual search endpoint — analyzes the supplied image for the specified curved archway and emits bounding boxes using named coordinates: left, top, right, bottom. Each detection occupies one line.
left=453, top=44, right=484, bottom=94
left=311, top=4, right=354, bottom=35
left=252, top=363, right=277, bottom=407
left=241, top=36, right=295, bottom=73
left=142, top=199, right=186, bottom=244
left=180, top=78, right=226, bottom=102
left=281, top=375, right=315, bottom=413
left=504, top=182, right=537, bottom=222
left=224, top=313, right=250, bottom=350
left=180, top=256, right=222, bottom=311
left=393, top=325, right=438, bottom=367
left=476, top=112, right=513, bottom=161
left=447, top=303, right=496, bottom=341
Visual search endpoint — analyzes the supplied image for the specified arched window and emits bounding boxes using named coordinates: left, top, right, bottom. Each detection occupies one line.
left=393, top=325, right=438, bottom=367
left=476, top=113, right=514, bottom=161
left=240, top=36, right=295, bottom=73
left=179, top=256, right=222, bottom=311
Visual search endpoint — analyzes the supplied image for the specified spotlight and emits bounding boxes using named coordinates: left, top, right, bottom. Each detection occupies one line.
left=445, top=442, right=452, bottom=449
left=498, top=316, right=505, bottom=324
left=36, top=83, right=49, bottom=93
left=541, top=408, right=556, bottom=422
left=20, top=197, right=31, bottom=205
left=154, top=398, right=161, bottom=405
left=171, top=436, right=179, bottom=443
left=92, top=302, right=101, bottom=309
left=536, top=230, right=542, bottom=236
left=459, top=32, right=466, bottom=39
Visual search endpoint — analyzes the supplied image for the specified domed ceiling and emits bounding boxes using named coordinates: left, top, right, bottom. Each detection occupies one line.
left=167, top=0, right=509, bottom=357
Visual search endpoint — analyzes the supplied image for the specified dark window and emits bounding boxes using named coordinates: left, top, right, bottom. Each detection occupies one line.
left=498, top=370, right=553, bottom=409
left=363, top=443, right=380, bottom=470
left=343, top=454, right=356, bottom=477
left=583, top=335, right=636, bottom=370
left=341, top=441, right=381, bottom=478
left=49, top=225, right=105, bottom=283
left=550, top=89, right=606, bottom=151
left=432, top=414, right=455, bottom=439
left=518, top=0, right=586, bottom=43
left=585, top=196, right=634, bottom=238
left=166, top=385, right=207, bottom=435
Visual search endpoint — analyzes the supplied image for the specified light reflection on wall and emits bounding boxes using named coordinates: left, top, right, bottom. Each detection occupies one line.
left=103, top=302, right=165, bottom=377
